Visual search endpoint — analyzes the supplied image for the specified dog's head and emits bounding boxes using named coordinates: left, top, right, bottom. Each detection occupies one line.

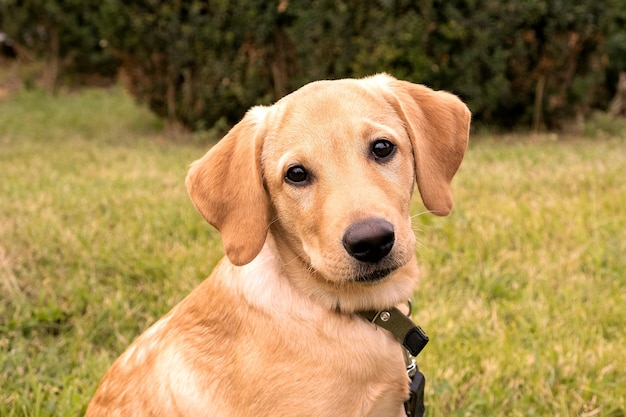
left=186, top=74, right=470, bottom=311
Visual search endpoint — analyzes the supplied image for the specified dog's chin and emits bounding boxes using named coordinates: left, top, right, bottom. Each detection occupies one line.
left=297, top=259, right=419, bottom=313
left=317, top=256, right=409, bottom=286
left=354, top=266, right=397, bottom=284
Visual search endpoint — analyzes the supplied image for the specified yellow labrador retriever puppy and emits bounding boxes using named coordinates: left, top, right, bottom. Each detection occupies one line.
left=86, top=74, right=470, bottom=417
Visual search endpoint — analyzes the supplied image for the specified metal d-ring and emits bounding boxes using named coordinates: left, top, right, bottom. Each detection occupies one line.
left=406, top=299, right=413, bottom=317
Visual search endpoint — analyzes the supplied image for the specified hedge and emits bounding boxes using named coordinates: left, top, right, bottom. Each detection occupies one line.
left=1, top=0, right=625, bottom=130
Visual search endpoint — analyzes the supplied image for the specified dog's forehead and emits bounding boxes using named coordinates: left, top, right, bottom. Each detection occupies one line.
left=279, top=78, right=390, bottom=116
left=262, top=79, right=403, bottom=152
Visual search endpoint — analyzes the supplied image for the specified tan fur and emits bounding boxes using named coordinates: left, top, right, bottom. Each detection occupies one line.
left=86, top=74, right=470, bottom=417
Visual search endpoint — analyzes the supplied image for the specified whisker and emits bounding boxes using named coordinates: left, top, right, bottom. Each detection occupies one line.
left=266, top=216, right=280, bottom=230
left=410, top=210, right=433, bottom=219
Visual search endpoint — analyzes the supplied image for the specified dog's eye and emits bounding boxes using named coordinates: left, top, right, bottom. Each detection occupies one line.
left=371, top=139, right=396, bottom=161
left=285, top=165, right=309, bottom=185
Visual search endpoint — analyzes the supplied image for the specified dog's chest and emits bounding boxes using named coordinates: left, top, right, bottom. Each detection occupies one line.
left=237, top=311, right=410, bottom=416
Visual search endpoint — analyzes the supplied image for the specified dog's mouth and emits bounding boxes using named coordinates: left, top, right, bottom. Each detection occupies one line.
left=354, top=266, right=397, bottom=284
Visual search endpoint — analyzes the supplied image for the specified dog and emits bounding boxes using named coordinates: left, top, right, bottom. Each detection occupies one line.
left=86, top=73, right=470, bottom=417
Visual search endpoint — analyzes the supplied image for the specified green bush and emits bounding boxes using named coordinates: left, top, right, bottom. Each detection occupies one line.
left=94, top=0, right=279, bottom=130
left=289, top=0, right=615, bottom=129
left=2, top=0, right=624, bottom=130
left=0, top=0, right=119, bottom=89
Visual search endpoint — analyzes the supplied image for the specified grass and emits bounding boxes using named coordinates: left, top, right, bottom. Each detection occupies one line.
left=0, top=89, right=625, bottom=416
left=414, top=131, right=626, bottom=416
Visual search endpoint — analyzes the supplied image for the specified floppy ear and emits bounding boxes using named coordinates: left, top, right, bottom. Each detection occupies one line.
left=387, top=79, right=471, bottom=216
left=185, top=108, right=270, bottom=266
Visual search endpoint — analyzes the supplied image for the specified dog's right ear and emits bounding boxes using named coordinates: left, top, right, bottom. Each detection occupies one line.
left=186, top=107, right=270, bottom=266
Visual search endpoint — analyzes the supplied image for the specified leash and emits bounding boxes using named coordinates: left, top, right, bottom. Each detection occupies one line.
left=357, top=305, right=429, bottom=417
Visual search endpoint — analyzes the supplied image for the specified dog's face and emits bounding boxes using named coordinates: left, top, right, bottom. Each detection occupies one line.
left=186, top=74, right=470, bottom=312
left=260, top=81, right=419, bottom=309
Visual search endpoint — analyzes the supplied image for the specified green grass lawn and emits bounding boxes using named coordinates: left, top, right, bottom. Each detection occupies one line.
left=1, top=89, right=624, bottom=416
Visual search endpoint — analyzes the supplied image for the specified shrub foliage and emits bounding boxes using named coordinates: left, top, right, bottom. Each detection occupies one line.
left=1, top=0, right=625, bottom=130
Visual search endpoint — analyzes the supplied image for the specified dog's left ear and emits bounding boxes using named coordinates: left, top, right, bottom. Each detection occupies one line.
left=386, top=79, right=471, bottom=216
left=186, top=108, right=270, bottom=266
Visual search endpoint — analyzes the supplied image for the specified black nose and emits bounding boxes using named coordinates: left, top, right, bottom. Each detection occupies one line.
left=342, top=218, right=395, bottom=263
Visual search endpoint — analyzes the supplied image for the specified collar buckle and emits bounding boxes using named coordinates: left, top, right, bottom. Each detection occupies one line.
left=358, top=305, right=429, bottom=357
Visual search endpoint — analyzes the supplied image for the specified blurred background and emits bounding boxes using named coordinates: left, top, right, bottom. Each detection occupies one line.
left=1, top=0, right=625, bottom=133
